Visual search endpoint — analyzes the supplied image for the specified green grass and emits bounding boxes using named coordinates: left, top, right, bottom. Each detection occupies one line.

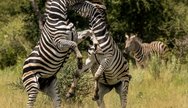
left=0, top=57, right=188, bottom=108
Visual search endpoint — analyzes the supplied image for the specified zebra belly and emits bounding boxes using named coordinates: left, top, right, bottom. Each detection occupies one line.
left=98, top=69, right=129, bottom=85
left=92, top=53, right=129, bottom=85
left=91, top=63, right=129, bottom=85
left=23, top=47, right=71, bottom=78
left=23, top=57, right=62, bottom=78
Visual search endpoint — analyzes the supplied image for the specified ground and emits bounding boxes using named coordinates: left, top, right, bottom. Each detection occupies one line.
left=0, top=58, right=188, bottom=108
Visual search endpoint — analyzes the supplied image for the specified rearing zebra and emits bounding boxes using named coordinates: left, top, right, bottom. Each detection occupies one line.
left=124, top=34, right=169, bottom=68
left=67, top=1, right=131, bottom=108
left=22, top=0, right=90, bottom=108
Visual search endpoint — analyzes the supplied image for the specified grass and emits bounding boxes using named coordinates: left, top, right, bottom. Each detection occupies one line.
left=0, top=57, right=188, bottom=108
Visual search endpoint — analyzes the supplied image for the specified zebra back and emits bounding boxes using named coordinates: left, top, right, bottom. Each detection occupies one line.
left=149, top=41, right=169, bottom=55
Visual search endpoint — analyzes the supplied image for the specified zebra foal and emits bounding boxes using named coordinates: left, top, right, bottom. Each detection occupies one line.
left=124, top=34, right=169, bottom=68
left=67, top=1, right=131, bottom=108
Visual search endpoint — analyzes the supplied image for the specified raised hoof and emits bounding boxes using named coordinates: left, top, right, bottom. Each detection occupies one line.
left=76, top=53, right=83, bottom=59
left=66, top=92, right=75, bottom=99
left=92, top=95, right=99, bottom=101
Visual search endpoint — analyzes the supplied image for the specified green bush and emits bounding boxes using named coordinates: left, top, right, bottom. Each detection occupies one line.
left=58, top=55, right=93, bottom=103
left=147, top=55, right=162, bottom=79
left=104, top=0, right=188, bottom=43
left=0, top=15, right=28, bottom=69
left=0, top=40, right=26, bottom=69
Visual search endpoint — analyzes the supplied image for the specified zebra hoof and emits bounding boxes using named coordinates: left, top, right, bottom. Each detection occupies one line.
left=92, top=95, right=99, bottom=101
left=77, top=58, right=83, bottom=69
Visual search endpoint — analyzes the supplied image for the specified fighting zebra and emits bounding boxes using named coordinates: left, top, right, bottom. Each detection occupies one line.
left=21, top=0, right=93, bottom=108
left=67, top=1, right=131, bottom=108
left=124, top=34, right=169, bottom=68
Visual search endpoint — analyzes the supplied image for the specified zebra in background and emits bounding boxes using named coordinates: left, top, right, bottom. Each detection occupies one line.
left=22, top=0, right=91, bottom=108
left=124, top=34, right=169, bottom=68
left=67, top=1, right=131, bottom=108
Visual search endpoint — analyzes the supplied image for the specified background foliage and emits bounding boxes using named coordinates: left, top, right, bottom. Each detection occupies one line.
left=0, top=0, right=188, bottom=68
left=0, top=0, right=188, bottom=105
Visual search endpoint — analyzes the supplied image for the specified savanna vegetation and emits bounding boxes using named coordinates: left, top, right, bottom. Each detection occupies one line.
left=0, top=0, right=188, bottom=108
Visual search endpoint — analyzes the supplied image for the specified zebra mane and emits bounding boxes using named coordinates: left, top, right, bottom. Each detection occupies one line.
left=134, top=37, right=143, bottom=44
left=130, top=34, right=143, bottom=45
left=70, top=1, right=106, bottom=19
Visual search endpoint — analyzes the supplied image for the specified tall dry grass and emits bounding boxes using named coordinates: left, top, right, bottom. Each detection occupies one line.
left=0, top=56, right=188, bottom=108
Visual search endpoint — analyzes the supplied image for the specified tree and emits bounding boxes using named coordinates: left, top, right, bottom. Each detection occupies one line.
left=104, top=0, right=188, bottom=43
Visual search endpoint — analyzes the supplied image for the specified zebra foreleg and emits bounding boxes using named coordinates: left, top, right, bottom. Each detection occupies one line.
left=57, top=39, right=83, bottom=69
left=66, top=70, right=80, bottom=98
left=92, top=80, right=99, bottom=101
left=43, top=77, right=61, bottom=108
left=93, top=58, right=111, bottom=100
left=77, top=29, right=93, bottom=44
left=57, top=39, right=83, bottom=59
left=66, top=58, right=94, bottom=98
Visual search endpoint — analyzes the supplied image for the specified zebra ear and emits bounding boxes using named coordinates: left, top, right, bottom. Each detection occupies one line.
left=125, top=33, right=129, bottom=39
left=131, top=34, right=136, bottom=39
left=135, top=33, right=138, bottom=37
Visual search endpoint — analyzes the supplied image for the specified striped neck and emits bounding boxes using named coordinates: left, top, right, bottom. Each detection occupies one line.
left=46, top=0, right=85, bottom=23
left=71, top=1, right=107, bottom=35
left=133, top=41, right=143, bottom=58
left=71, top=1, right=111, bottom=52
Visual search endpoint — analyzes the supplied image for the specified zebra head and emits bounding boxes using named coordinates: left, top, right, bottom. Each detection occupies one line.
left=67, top=0, right=86, bottom=6
left=70, top=1, right=106, bottom=19
left=124, top=34, right=140, bottom=54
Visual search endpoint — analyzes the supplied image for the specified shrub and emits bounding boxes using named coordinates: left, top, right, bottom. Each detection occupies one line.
left=147, top=55, right=162, bottom=79
left=58, top=55, right=93, bottom=103
left=0, top=15, right=28, bottom=69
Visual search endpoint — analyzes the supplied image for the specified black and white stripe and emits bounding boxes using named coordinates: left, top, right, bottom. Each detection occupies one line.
left=124, top=34, right=169, bottom=68
left=22, top=0, right=85, bottom=108
left=67, top=2, right=131, bottom=108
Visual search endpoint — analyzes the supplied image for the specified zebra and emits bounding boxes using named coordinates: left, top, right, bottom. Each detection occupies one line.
left=67, top=1, right=131, bottom=108
left=21, top=0, right=93, bottom=108
left=124, top=34, right=169, bottom=68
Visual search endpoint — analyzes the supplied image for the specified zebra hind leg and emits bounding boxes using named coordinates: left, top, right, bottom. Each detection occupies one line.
left=22, top=74, right=39, bottom=108
left=41, top=76, right=61, bottom=108
left=115, top=78, right=131, bottom=108
left=96, top=83, right=113, bottom=108
left=27, top=89, right=39, bottom=108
